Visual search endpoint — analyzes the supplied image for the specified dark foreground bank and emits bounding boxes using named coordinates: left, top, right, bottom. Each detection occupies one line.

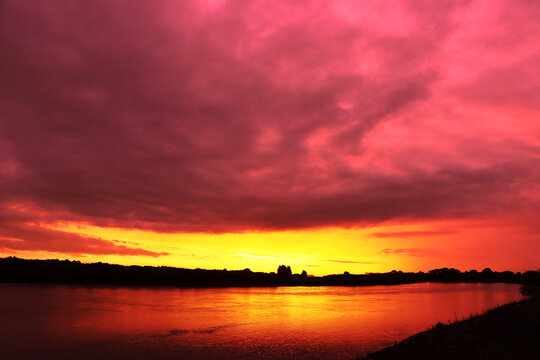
left=361, top=295, right=540, bottom=360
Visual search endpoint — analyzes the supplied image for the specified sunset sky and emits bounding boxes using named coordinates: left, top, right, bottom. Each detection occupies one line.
left=1, top=0, right=539, bottom=275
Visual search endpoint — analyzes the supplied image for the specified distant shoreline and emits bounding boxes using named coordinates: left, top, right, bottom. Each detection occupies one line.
left=1, top=257, right=538, bottom=288
left=360, top=295, right=540, bottom=359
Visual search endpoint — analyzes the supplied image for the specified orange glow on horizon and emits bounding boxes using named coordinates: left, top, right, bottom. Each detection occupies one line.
left=0, top=217, right=535, bottom=275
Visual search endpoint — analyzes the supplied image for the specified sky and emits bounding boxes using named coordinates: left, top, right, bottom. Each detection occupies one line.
left=1, top=0, right=539, bottom=275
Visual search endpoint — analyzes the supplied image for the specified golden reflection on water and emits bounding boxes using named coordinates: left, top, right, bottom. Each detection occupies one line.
left=0, top=283, right=523, bottom=359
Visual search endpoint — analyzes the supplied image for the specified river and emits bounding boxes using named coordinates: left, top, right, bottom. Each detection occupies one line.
left=0, top=282, right=522, bottom=359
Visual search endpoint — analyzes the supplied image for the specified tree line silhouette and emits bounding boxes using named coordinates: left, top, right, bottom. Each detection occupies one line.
left=1, top=257, right=539, bottom=288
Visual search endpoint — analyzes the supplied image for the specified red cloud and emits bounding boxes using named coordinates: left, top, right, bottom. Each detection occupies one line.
left=0, top=207, right=167, bottom=257
left=371, top=230, right=456, bottom=238
left=0, top=0, right=539, bottom=247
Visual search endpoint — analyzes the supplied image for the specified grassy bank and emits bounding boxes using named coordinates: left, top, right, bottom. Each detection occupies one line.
left=361, top=295, right=540, bottom=360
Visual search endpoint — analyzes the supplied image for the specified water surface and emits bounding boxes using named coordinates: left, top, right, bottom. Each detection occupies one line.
left=0, top=283, right=522, bottom=359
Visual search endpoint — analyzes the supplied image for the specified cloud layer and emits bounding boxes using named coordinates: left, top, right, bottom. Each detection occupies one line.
left=1, top=0, right=540, bottom=255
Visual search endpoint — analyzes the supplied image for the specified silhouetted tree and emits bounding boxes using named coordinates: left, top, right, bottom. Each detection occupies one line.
left=521, top=271, right=540, bottom=297
left=429, top=268, right=461, bottom=282
left=301, top=270, right=307, bottom=278
left=277, top=265, right=292, bottom=277
left=482, top=267, right=493, bottom=275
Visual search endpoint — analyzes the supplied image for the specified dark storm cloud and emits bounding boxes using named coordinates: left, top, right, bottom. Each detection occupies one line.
left=0, top=0, right=540, bottom=255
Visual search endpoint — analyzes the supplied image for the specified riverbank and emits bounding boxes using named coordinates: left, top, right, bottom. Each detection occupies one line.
left=361, top=296, right=540, bottom=359
left=2, top=257, right=537, bottom=288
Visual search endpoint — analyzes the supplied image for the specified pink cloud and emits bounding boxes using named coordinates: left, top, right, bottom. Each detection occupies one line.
left=0, top=0, right=538, bottom=248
